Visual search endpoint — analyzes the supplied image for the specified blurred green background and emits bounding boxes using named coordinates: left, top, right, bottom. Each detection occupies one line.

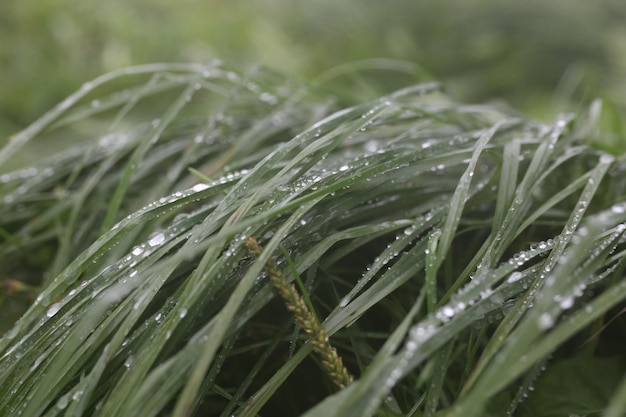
left=2, top=0, right=626, bottom=140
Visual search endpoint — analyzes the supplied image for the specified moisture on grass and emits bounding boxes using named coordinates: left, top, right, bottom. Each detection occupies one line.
left=0, top=62, right=625, bottom=417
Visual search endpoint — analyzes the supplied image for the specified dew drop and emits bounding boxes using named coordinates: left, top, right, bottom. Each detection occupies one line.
left=559, top=296, right=574, bottom=310
left=192, top=183, right=209, bottom=192
left=5, top=326, right=19, bottom=341
left=31, top=354, right=45, bottom=370
left=507, top=272, right=523, bottom=283
left=600, top=154, right=615, bottom=164
left=148, top=233, right=165, bottom=247
left=538, top=313, right=554, bottom=329
left=56, top=394, right=69, bottom=410
left=124, top=356, right=134, bottom=368
left=365, top=140, right=379, bottom=152
left=46, top=303, right=62, bottom=317
left=259, top=92, right=278, bottom=105
left=441, top=306, right=455, bottom=318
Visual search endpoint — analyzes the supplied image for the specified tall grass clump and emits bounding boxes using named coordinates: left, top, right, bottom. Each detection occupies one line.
left=1, top=62, right=625, bottom=417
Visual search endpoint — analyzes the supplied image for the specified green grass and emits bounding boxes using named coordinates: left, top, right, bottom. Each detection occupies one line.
left=1, top=62, right=625, bottom=417
left=3, top=0, right=626, bottom=140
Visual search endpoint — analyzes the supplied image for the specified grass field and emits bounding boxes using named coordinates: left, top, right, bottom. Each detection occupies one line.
left=1, top=2, right=626, bottom=417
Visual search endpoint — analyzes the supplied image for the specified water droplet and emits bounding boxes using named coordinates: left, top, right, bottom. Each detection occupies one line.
left=148, top=233, right=165, bottom=247
left=365, top=140, right=379, bottom=152
left=611, top=204, right=625, bottom=214
left=179, top=308, right=188, bottom=319
left=480, top=289, right=493, bottom=300
left=46, top=303, right=62, bottom=317
left=31, top=354, right=45, bottom=371
left=559, top=296, right=574, bottom=310
left=259, top=92, right=278, bottom=105
left=538, top=313, right=554, bottom=329
left=339, top=165, right=349, bottom=172
left=91, top=99, right=101, bottom=108
left=192, top=183, right=209, bottom=192
left=441, top=306, right=455, bottom=318
left=132, top=246, right=144, bottom=256
left=124, top=356, right=134, bottom=368
left=507, top=272, right=523, bottom=283
left=56, top=394, right=69, bottom=410
left=600, top=154, right=615, bottom=164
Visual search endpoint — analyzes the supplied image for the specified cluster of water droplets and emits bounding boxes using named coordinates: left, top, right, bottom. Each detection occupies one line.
left=222, top=232, right=250, bottom=259
left=437, top=237, right=560, bottom=330
left=384, top=231, right=561, bottom=399
left=273, top=170, right=330, bottom=199
left=508, top=237, right=557, bottom=267
left=107, top=231, right=169, bottom=281
left=376, top=317, right=440, bottom=412
left=200, top=62, right=222, bottom=79
left=0, top=166, right=42, bottom=183
left=1, top=165, right=57, bottom=204
left=98, top=132, right=129, bottom=151
left=505, top=359, right=549, bottom=417
left=536, top=225, right=626, bottom=330
left=55, top=389, right=84, bottom=410
left=335, top=218, right=429, bottom=310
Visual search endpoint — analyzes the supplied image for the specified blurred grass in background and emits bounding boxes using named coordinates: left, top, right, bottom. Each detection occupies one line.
left=2, top=0, right=626, bottom=141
